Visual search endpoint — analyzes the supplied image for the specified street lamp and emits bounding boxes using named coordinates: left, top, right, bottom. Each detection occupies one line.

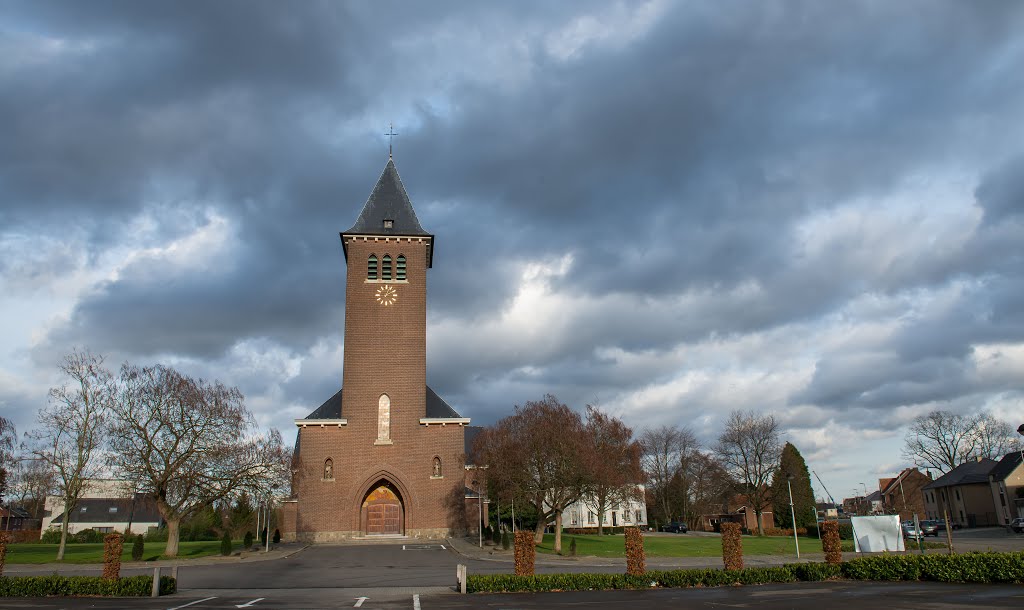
left=472, top=480, right=482, bottom=548
left=787, top=474, right=800, bottom=559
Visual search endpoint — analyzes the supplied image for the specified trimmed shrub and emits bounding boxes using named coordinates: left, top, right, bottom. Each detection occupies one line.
left=513, top=531, right=535, bottom=576
left=0, top=574, right=176, bottom=597
left=720, top=522, right=743, bottom=570
left=763, top=527, right=809, bottom=537
left=72, top=528, right=106, bottom=544
left=785, top=561, right=842, bottom=581
left=244, top=531, right=254, bottom=549
left=131, top=534, right=145, bottom=561
left=501, top=531, right=510, bottom=551
left=41, top=529, right=63, bottom=544
left=837, top=523, right=854, bottom=540
left=624, top=527, right=645, bottom=575
left=220, top=531, right=232, bottom=556
left=821, top=521, right=842, bottom=564
left=492, top=525, right=502, bottom=545
left=568, top=536, right=577, bottom=557
left=102, top=534, right=124, bottom=581
left=144, top=527, right=168, bottom=542
left=0, top=531, right=9, bottom=577
left=273, top=529, right=281, bottom=544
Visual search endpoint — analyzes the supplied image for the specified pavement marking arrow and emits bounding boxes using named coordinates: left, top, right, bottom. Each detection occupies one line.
left=235, top=598, right=265, bottom=608
left=354, top=597, right=369, bottom=607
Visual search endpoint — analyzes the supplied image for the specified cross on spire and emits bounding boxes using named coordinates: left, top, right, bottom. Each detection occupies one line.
left=385, top=122, right=397, bottom=159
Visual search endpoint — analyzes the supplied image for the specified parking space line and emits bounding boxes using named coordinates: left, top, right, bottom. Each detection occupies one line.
left=167, top=597, right=217, bottom=610
left=413, top=593, right=421, bottom=610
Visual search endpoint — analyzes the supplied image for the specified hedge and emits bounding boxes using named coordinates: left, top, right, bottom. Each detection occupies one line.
left=0, top=575, right=176, bottom=597
left=466, top=551, right=1024, bottom=593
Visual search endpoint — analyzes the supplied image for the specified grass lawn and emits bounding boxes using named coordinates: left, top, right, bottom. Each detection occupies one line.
left=535, top=533, right=945, bottom=557
left=6, top=540, right=228, bottom=564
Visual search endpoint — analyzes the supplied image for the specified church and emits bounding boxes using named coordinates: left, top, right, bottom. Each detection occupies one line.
left=280, top=158, right=473, bottom=541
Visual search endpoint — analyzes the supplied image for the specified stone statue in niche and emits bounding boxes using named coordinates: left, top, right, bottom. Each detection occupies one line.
left=324, top=458, right=333, bottom=480
left=377, top=394, right=391, bottom=442
left=432, top=457, right=442, bottom=477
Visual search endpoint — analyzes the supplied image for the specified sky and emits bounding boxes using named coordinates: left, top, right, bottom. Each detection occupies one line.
left=2, top=0, right=1023, bottom=505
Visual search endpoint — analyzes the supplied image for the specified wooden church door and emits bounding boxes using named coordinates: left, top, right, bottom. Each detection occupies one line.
left=363, top=485, right=403, bottom=535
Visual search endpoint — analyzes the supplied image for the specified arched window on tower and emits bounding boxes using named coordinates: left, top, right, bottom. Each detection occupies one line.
left=396, top=255, right=407, bottom=281
left=381, top=255, right=393, bottom=281
left=323, top=458, right=334, bottom=480
left=432, top=456, right=442, bottom=478
left=368, top=255, right=378, bottom=280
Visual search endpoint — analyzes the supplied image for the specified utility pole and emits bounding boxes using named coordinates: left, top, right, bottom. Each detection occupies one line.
left=787, top=474, right=800, bottom=560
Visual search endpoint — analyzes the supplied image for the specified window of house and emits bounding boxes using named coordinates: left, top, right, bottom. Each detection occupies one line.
left=383, top=219, right=394, bottom=229
left=588, top=511, right=595, bottom=524
left=955, top=489, right=961, bottom=501
left=381, top=255, right=392, bottom=281
left=635, top=510, right=643, bottom=522
left=96, top=527, right=113, bottom=533
left=396, top=255, right=406, bottom=280
left=109, top=507, right=118, bottom=514
left=80, top=507, right=87, bottom=513
left=368, top=255, right=378, bottom=280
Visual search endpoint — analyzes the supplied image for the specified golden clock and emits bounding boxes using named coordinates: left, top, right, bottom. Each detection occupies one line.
left=375, top=285, right=397, bottom=306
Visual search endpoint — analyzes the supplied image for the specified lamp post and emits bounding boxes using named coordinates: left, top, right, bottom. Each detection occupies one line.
left=787, top=474, right=800, bottom=559
left=472, top=480, right=482, bottom=548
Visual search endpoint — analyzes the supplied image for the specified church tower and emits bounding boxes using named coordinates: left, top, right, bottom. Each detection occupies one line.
left=282, top=159, right=469, bottom=541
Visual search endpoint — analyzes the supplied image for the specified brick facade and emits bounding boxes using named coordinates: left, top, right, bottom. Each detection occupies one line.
left=282, top=161, right=468, bottom=542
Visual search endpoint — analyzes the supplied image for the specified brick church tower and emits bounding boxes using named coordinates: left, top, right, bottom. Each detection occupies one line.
left=281, top=159, right=470, bottom=541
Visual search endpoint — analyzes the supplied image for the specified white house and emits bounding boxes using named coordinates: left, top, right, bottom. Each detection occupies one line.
left=562, top=485, right=647, bottom=531
left=42, top=479, right=161, bottom=537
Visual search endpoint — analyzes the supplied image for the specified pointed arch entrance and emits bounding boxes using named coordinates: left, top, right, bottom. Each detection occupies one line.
left=361, top=480, right=404, bottom=535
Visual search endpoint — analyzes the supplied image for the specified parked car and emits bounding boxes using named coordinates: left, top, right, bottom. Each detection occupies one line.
left=902, top=521, right=924, bottom=540
left=918, top=520, right=940, bottom=537
left=661, top=521, right=689, bottom=533
left=1009, top=518, right=1024, bottom=534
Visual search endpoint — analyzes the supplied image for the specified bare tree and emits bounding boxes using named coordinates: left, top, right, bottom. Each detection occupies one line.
left=688, top=452, right=734, bottom=524
left=640, top=425, right=700, bottom=526
left=903, top=410, right=1017, bottom=473
left=715, top=410, right=781, bottom=535
left=108, top=363, right=284, bottom=557
left=8, top=457, right=57, bottom=519
left=582, top=406, right=643, bottom=535
left=474, top=395, right=589, bottom=553
left=0, top=416, right=15, bottom=505
left=25, top=350, right=111, bottom=559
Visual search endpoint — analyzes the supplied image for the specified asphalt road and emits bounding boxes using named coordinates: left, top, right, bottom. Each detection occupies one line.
left=2, top=580, right=1023, bottom=609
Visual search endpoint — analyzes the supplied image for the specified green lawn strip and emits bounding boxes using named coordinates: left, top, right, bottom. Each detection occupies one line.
left=537, top=534, right=944, bottom=558
left=6, top=540, right=227, bottom=564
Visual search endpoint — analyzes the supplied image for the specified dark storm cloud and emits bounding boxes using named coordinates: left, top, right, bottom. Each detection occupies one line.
left=3, top=0, right=1024, bottom=439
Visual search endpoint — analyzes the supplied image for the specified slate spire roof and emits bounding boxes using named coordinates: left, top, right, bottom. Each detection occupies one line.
left=341, top=158, right=434, bottom=266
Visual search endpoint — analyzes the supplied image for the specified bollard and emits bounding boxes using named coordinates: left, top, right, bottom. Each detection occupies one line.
left=151, top=566, right=160, bottom=597
left=172, top=566, right=178, bottom=586
left=459, top=564, right=467, bottom=594
left=455, top=564, right=461, bottom=590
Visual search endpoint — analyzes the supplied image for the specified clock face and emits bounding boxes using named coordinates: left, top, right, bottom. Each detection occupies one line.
left=375, top=284, right=397, bottom=306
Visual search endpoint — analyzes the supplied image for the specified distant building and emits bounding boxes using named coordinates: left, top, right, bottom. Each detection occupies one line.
left=923, top=457, right=1000, bottom=527
left=699, top=494, right=774, bottom=532
left=987, top=452, right=1024, bottom=525
left=47, top=495, right=161, bottom=536
left=562, top=486, right=647, bottom=531
left=878, top=467, right=932, bottom=521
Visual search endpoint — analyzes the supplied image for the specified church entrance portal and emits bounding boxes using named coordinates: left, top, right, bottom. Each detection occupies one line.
left=362, top=483, right=404, bottom=535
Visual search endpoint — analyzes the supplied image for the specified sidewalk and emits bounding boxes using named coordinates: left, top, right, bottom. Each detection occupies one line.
left=445, top=536, right=825, bottom=570
left=3, top=542, right=309, bottom=576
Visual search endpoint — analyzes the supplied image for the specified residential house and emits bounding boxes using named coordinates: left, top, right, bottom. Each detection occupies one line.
left=563, top=485, right=647, bottom=532
left=922, top=457, right=1000, bottom=527
left=698, top=494, right=774, bottom=532
left=879, top=467, right=932, bottom=522
left=987, top=452, right=1024, bottom=525
left=47, top=495, right=161, bottom=536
